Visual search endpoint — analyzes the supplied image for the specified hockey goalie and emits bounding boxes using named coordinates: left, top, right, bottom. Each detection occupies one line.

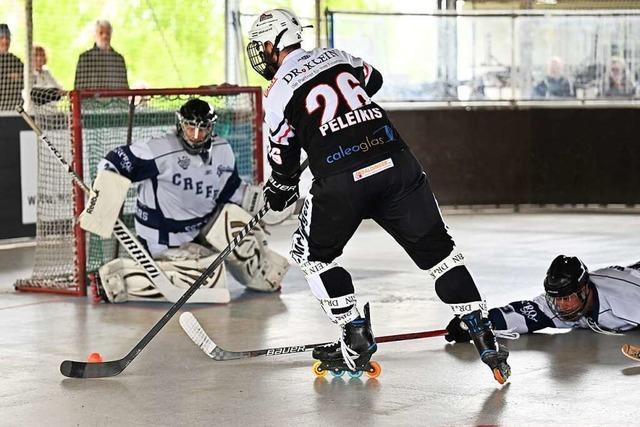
left=79, top=98, right=290, bottom=303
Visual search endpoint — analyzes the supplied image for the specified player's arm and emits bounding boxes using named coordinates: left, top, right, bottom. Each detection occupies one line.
left=360, top=62, right=383, bottom=98
left=445, top=294, right=568, bottom=343
left=80, top=143, right=159, bottom=238
left=262, top=107, right=302, bottom=212
left=340, top=49, right=383, bottom=97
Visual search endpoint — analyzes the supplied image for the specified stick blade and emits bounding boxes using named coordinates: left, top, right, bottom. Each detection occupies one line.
left=622, top=344, right=640, bottom=361
left=179, top=312, right=219, bottom=358
left=60, top=359, right=128, bottom=378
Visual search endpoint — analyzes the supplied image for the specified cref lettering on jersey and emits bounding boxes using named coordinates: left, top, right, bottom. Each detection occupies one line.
left=172, top=173, right=214, bottom=198
left=282, top=50, right=341, bottom=84
left=319, top=106, right=383, bottom=137
left=326, top=125, right=396, bottom=165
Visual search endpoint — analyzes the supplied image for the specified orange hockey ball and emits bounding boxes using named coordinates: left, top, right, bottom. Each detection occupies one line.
left=87, top=352, right=103, bottom=363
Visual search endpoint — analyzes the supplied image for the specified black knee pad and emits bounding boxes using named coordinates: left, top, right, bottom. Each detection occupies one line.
left=411, top=222, right=455, bottom=270
left=434, top=266, right=482, bottom=304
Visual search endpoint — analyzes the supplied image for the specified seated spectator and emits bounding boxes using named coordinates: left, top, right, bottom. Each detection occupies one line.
left=74, top=20, right=129, bottom=90
left=533, top=56, right=574, bottom=99
left=30, top=45, right=65, bottom=106
left=602, top=56, right=636, bottom=98
left=0, top=23, right=24, bottom=110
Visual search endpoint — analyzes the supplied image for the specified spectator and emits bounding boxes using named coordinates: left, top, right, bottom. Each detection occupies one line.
left=32, top=46, right=61, bottom=89
left=532, top=56, right=574, bottom=99
left=74, top=20, right=129, bottom=89
left=0, top=23, right=24, bottom=110
left=31, top=45, right=65, bottom=106
left=603, top=56, right=636, bottom=98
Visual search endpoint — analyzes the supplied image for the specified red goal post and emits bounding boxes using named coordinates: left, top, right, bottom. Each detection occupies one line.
left=16, top=86, right=264, bottom=296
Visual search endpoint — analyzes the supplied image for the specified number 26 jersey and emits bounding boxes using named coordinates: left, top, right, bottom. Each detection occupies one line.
left=263, top=47, right=406, bottom=179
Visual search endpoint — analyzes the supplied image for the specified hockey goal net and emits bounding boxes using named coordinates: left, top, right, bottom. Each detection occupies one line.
left=15, top=86, right=263, bottom=296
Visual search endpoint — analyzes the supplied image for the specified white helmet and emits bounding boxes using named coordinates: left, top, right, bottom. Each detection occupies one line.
left=247, top=9, right=307, bottom=80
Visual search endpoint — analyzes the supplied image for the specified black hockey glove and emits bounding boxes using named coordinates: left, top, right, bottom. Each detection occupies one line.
left=444, top=316, right=472, bottom=343
left=263, top=172, right=299, bottom=212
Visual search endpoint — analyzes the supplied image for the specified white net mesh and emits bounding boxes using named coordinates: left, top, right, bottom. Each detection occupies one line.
left=16, top=87, right=261, bottom=295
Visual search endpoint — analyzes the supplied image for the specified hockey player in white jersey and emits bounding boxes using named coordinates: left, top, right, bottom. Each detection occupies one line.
left=79, top=98, right=289, bottom=303
left=445, top=255, right=640, bottom=342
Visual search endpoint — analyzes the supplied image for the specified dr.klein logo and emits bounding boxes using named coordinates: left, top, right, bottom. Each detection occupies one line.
left=326, top=125, right=396, bottom=164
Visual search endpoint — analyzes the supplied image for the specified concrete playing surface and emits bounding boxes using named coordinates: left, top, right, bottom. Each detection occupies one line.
left=1, top=212, right=639, bottom=426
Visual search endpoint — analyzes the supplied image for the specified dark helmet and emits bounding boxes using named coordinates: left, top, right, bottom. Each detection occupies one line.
left=175, top=98, right=217, bottom=155
left=544, top=255, right=591, bottom=321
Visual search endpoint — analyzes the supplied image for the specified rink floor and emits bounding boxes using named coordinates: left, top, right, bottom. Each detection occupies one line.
left=1, top=212, right=640, bottom=426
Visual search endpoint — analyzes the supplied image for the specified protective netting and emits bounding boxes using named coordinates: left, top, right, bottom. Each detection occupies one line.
left=15, top=87, right=261, bottom=295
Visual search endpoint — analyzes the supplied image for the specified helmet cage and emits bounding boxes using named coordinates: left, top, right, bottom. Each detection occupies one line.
left=176, top=111, right=216, bottom=155
left=246, top=28, right=288, bottom=80
left=545, top=282, right=590, bottom=322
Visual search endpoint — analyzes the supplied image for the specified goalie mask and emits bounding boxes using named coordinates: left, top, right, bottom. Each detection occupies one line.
left=247, top=9, right=309, bottom=80
left=544, top=255, right=592, bottom=322
left=176, top=98, right=217, bottom=155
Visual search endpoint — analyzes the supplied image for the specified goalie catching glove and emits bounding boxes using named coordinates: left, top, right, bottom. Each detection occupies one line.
left=263, top=171, right=299, bottom=212
left=79, top=169, right=131, bottom=238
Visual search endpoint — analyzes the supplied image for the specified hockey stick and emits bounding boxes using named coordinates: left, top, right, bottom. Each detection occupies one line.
left=112, top=95, right=137, bottom=260
left=57, top=158, right=309, bottom=378
left=622, top=344, right=640, bottom=361
left=17, top=106, right=228, bottom=304
left=179, top=311, right=447, bottom=361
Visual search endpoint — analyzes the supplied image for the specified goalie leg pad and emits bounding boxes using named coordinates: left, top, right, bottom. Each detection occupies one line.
left=79, top=169, right=131, bottom=238
left=203, top=203, right=289, bottom=292
left=98, top=252, right=226, bottom=303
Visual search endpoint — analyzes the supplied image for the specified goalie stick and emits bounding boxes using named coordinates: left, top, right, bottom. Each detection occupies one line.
left=622, top=344, right=640, bottom=361
left=17, top=106, right=228, bottom=304
left=57, top=157, right=309, bottom=378
left=179, top=311, right=448, bottom=361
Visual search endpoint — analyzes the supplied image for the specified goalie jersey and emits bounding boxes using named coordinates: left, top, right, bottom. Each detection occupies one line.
left=99, top=132, right=244, bottom=256
left=263, top=47, right=407, bottom=179
left=489, top=265, right=640, bottom=334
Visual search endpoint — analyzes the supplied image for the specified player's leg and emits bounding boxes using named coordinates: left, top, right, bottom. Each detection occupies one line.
left=372, top=149, right=510, bottom=383
left=289, top=175, right=376, bottom=370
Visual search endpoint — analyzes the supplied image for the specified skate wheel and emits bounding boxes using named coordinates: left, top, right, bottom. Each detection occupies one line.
left=492, top=366, right=509, bottom=385
left=331, top=368, right=345, bottom=378
left=366, top=361, right=382, bottom=379
left=312, top=361, right=327, bottom=378
left=348, top=370, right=363, bottom=378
